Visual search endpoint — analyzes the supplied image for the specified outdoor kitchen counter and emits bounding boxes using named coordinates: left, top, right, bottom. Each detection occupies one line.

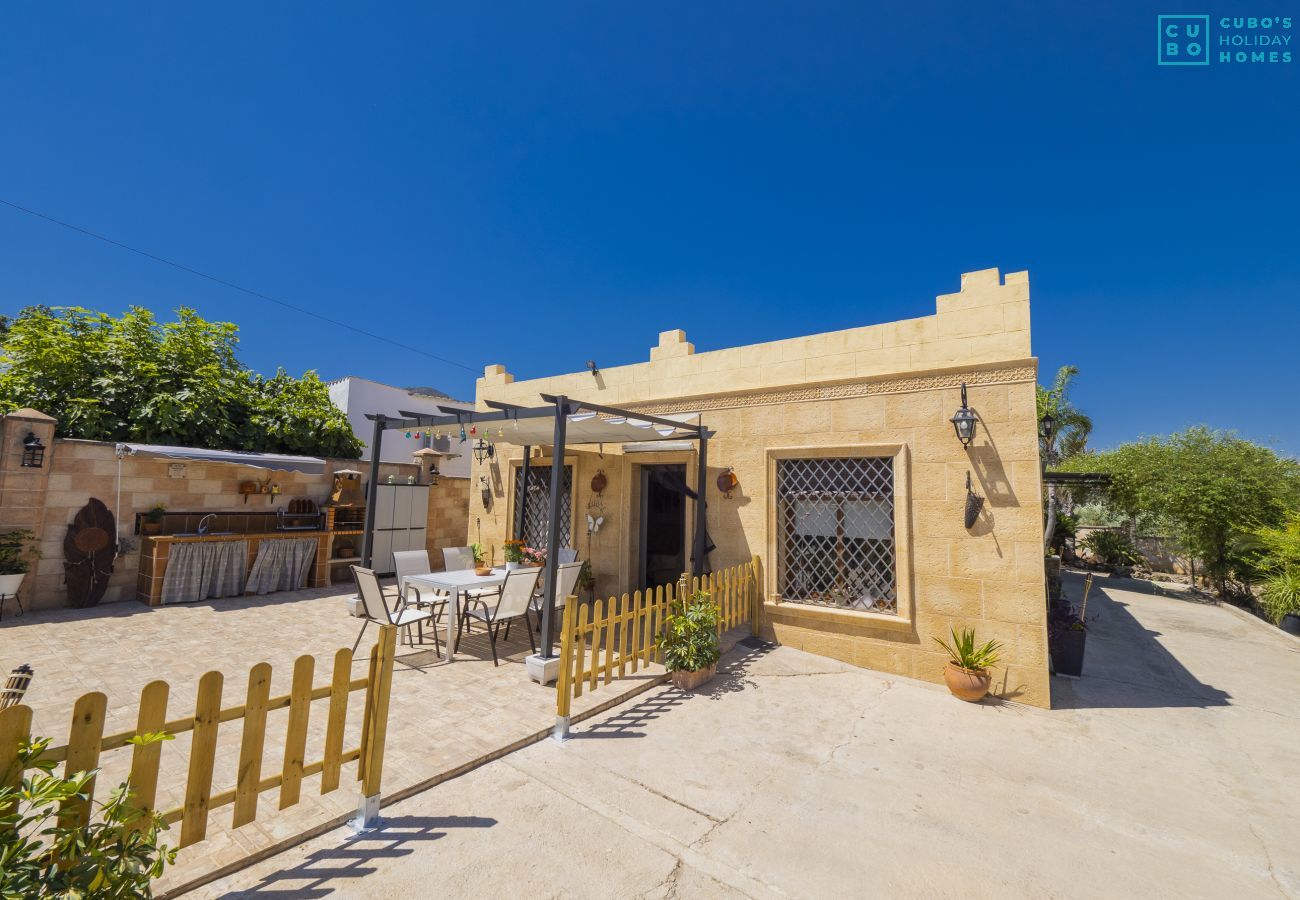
left=136, top=530, right=358, bottom=605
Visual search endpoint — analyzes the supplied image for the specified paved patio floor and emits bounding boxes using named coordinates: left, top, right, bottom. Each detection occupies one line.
left=195, top=574, right=1300, bottom=898
left=0, top=584, right=668, bottom=895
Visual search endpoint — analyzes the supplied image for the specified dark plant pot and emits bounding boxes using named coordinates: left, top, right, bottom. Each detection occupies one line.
left=1280, top=613, right=1300, bottom=637
left=141, top=521, right=162, bottom=536
left=1052, top=628, right=1087, bottom=677
left=670, top=663, right=717, bottom=691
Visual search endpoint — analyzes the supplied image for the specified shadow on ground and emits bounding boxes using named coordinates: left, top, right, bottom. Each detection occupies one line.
left=572, top=636, right=775, bottom=739
left=216, top=815, right=496, bottom=898
left=1050, top=572, right=1231, bottom=711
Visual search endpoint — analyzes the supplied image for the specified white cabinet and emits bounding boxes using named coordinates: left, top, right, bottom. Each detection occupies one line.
left=368, top=484, right=430, bottom=574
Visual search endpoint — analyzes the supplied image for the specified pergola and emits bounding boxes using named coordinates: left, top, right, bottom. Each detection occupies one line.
left=363, top=394, right=712, bottom=659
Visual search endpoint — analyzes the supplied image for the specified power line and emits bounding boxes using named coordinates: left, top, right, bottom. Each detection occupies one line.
left=0, top=197, right=479, bottom=373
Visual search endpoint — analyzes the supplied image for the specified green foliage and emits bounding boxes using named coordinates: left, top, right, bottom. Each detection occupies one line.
left=1036, top=365, right=1093, bottom=462
left=661, top=591, right=721, bottom=673
left=469, top=543, right=486, bottom=565
left=1248, top=515, right=1300, bottom=574
left=1080, top=530, right=1142, bottom=566
left=0, top=733, right=177, bottom=898
left=932, top=627, right=1002, bottom=672
left=0, top=529, right=36, bottom=577
left=1259, top=571, right=1300, bottom=625
left=0, top=305, right=363, bottom=458
left=1084, top=426, right=1300, bottom=595
left=576, top=560, right=595, bottom=593
left=1048, top=512, right=1078, bottom=555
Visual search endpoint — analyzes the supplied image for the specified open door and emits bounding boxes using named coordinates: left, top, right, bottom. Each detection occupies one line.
left=638, top=464, right=687, bottom=591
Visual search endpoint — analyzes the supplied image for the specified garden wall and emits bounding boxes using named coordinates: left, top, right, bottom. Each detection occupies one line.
left=0, top=411, right=471, bottom=612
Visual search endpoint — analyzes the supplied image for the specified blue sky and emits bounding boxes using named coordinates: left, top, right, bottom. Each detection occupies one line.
left=1, top=2, right=1296, bottom=453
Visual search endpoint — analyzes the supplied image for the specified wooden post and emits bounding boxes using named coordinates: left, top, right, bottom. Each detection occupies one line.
left=355, top=624, right=396, bottom=831
left=279, top=655, right=315, bottom=810
left=59, top=691, right=106, bottom=833
left=233, top=664, right=270, bottom=827
left=751, top=554, right=764, bottom=637
left=554, top=598, right=575, bottom=739
left=128, top=680, right=169, bottom=829
left=0, top=704, right=32, bottom=836
left=321, top=648, right=351, bottom=793
left=181, top=672, right=223, bottom=847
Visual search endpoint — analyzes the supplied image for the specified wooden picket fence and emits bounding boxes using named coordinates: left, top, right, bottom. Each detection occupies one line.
left=0, top=624, right=397, bottom=850
left=555, top=556, right=763, bottom=719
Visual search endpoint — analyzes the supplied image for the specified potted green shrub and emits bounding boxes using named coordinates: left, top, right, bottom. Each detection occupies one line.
left=576, top=560, right=595, bottom=601
left=932, top=627, right=1002, bottom=702
left=662, top=590, right=721, bottom=690
left=0, top=530, right=36, bottom=597
left=141, top=503, right=167, bottom=536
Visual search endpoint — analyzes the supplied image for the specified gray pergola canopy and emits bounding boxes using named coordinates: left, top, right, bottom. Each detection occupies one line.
left=360, top=394, right=714, bottom=660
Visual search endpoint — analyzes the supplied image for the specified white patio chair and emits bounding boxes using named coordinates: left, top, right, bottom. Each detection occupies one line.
left=351, top=565, right=436, bottom=654
left=393, top=549, right=447, bottom=657
left=443, top=546, right=475, bottom=571
left=530, top=560, right=584, bottom=625
left=442, top=545, right=498, bottom=602
left=454, top=567, right=541, bottom=666
left=557, top=547, right=579, bottom=564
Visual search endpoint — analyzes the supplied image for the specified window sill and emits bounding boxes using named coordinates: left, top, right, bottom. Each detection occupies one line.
left=763, top=599, right=914, bottom=632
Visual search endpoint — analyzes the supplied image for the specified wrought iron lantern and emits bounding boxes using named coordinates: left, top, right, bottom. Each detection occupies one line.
left=949, top=384, right=978, bottom=448
left=427, top=461, right=441, bottom=485
left=471, top=438, right=495, bottom=464
left=1039, top=411, right=1057, bottom=444
left=21, top=432, right=45, bottom=468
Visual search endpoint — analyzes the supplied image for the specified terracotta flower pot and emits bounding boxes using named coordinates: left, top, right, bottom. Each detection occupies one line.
left=670, top=663, right=717, bottom=691
left=943, top=662, right=992, bottom=702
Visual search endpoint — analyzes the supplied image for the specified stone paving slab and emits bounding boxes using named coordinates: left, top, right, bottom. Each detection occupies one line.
left=0, top=586, right=667, bottom=894
left=196, top=575, right=1299, bottom=899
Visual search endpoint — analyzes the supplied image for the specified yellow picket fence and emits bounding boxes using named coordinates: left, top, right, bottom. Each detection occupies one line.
left=555, top=556, right=763, bottom=723
left=0, top=624, right=397, bottom=849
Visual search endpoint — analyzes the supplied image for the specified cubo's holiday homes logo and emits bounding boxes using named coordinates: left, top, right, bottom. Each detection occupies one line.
left=1158, top=14, right=1293, bottom=65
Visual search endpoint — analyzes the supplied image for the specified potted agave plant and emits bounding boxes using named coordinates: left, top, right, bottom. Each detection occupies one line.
left=933, top=627, right=1002, bottom=702
left=662, top=590, right=721, bottom=690
left=0, top=530, right=37, bottom=597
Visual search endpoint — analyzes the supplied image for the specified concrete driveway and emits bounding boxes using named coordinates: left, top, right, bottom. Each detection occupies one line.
left=194, top=575, right=1300, bottom=899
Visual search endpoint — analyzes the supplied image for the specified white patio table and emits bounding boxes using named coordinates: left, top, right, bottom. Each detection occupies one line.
left=403, top=568, right=507, bottom=662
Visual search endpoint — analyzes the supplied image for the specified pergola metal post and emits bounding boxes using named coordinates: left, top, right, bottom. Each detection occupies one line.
left=539, top=397, right=569, bottom=658
left=692, top=427, right=709, bottom=578
left=515, top=446, right=532, bottom=541
left=361, top=414, right=386, bottom=569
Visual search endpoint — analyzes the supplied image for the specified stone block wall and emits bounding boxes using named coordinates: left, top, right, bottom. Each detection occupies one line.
left=471, top=268, right=1051, bottom=706
left=0, top=422, right=471, bottom=611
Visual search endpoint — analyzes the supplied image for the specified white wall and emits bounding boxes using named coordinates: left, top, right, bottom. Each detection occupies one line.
left=328, top=377, right=472, bottom=476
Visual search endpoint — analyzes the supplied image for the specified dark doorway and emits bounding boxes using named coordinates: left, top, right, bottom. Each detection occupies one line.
left=638, top=464, right=687, bottom=591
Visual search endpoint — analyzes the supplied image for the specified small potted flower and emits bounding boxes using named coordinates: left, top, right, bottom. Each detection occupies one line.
left=141, top=503, right=166, bottom=536
left=503, top=540, right=525, bottom=571
left=932, top=626, right=1002, bottom=702
left=521, top=546, right=546, bottom=568
left=0, top=530, right=36, bottom=597
left=662, top=590, right=721, bottom=690
left=471, top=542, right=492, bottom=577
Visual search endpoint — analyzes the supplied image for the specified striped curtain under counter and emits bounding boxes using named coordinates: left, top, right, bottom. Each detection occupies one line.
left=160, top=540, right=249, bottom=604
left=246, top=537, right=318, bottom=595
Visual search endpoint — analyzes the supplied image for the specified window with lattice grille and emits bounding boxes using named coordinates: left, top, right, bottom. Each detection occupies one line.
left=776, top=456, right=897, bottom=613
left=513, top=465, right=573, bottom=551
